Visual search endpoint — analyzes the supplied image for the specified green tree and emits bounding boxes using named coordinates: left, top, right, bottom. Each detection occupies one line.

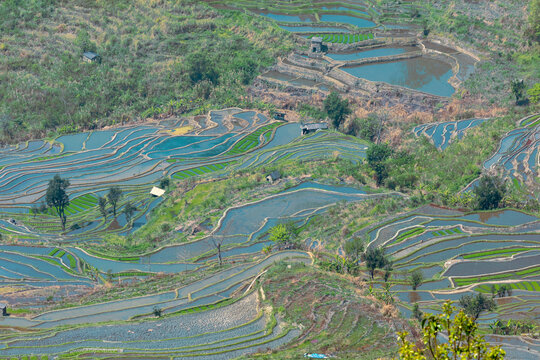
left=527, top=83, right=540, bottom=103
left=98, top=196, right=107, bottom=221
left=187, top=52, right=219, bottom=85
left=511, top=79, right=526, bottom=104
left=383, top=261, right=393, bottom=282
left=344, top=237, right=364, bottom=262
left=74, top=29, right=96, bottom=53
left=366, top=143, right=392, bottom=186
left=363, top=247, right=388, bottom=280
left=269, top=224, right=290, bottom=246
left=46, top=174, right=70, bottom=231
left=398, top=301, right=505, bottom=360
left=459, top=293, right=497, bottom=321
left=410, top=269, right=424, bottom=290
left=356, top=114, right=381, bottom=141
left=107, top=186, right=123, bottom=217
left=323, top=92, right=351, bottom=129
left=412, top=303, right=423, bottom=322
left=159, top=178, right=170, bottom=189
left=152, top=306, right=162, bottom=317
left=123, top=201, right=137, bottom=223
left=474, top=175, right=506, bottom=210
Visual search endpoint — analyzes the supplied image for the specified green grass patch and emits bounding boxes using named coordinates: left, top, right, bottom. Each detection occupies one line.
left=85, top=248, right=140, bottom=262
left=309, top=33, right=373, bottom=44
left=391, top=227, right=424, bottom=244
left=172, top=161, right=236, bottom=180
left=66, top=254, right=76, bottom=268
left=463, top=247, right=535, bottom=259
left=455, top=266, right=540, bottom=287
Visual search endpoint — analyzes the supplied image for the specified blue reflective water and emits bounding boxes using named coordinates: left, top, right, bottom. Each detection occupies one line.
left=343, top=57, right=455, bottom=97
left=327, top=47, right=409, bottom=61
left=319, top=14, right=375, bottom=28
left=279, top=25, right=350, bottom=33
left=259, top=13, right=312, bottom=22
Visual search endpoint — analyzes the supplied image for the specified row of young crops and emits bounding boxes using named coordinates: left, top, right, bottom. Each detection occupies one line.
left=309, top=33, right=373, bottom=44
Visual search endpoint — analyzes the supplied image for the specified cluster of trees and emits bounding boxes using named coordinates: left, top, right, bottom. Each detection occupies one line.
left=323, top=92, right=351, bottom=129
left=490, top=319, right=538, bottom=336
left=43, top=175, right=147, bottom=231
left=489, top=284, right=513, bottom=298
left=459, top=293, right=497, bottom=322
left=473, top=175, right=507, bottom=210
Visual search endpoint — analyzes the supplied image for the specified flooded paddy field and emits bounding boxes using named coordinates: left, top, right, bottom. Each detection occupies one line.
left=359, top=203, right=540, bottom=358
left=413, top=118, right=488, bottom=150
left=0, top=102, right=387, bottom=357
left=341, top=56, right=455, bottom=97
left=217, top=0, right=477, bottom=98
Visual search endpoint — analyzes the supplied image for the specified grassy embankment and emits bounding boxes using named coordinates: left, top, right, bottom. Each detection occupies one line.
left=237, top=262, right=416, bottom=360
left=0, top=0, right=295, bottom=144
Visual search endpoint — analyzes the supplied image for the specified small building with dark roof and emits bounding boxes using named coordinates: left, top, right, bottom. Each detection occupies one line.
left=83, top=51, right=101, bottom=63
left=300, top=123, right=328, bottom=135
left=274, top=112, right=286, bottom=121
left=310, top=37, right=323, bottom=54
left=266, top=170, right=281, bottom=183
left=0, top=303, right=7, bottom=316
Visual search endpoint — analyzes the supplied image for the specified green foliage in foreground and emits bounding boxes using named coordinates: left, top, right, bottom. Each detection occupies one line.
left=0, top=0, right=294, bottom=144
left=398, top=301, right=505, bottom=360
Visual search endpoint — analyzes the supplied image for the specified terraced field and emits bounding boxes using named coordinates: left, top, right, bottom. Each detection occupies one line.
left=360, top=204, right=540, bottom=358
left=460, top=113, right=540, bottom=193
left=0, top=105, right=383, bottom=357
left=0, top=109, right=283, bottom=238
left=414, top=118, right=488, bottom=150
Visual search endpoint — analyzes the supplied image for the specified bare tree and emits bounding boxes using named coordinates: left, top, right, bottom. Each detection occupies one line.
left=210, top=236, right=225, bottom=266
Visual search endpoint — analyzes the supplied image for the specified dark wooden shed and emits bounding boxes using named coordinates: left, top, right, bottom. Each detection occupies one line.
left=300, top=123, right=328, bottom=135
left=83, top=51, right=101, bottom=63
left=266, top=170, right=281, bottom=183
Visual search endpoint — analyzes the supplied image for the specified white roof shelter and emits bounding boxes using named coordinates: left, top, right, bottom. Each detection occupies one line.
left=150, top=186, right=166, bottom=197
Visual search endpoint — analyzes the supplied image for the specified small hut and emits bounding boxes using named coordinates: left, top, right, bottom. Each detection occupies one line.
left=266, top=170, right=281, bottom=183
left=274, top=112, right=286, bottom=121
left=150, top=186, right=165, bottom=197
left=0, top=303, right=7, bottom=316
left=83, top=51, right=101, bottom=63
left=310, top=37, right=323, bottom=54
left=300, top=123, right=328, bottom=135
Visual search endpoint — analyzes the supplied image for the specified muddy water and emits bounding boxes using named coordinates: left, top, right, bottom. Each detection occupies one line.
left=343, top=57, right=455, bottom=97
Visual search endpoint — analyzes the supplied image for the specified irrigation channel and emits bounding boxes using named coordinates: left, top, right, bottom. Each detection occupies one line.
left=209, top=0, right=479, bottom=98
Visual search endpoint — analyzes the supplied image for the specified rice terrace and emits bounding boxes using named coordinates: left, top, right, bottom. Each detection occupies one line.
left=0, top=0, right=539, bottom=359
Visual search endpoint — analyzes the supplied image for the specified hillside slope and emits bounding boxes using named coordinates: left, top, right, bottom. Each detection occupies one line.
left=0, top=0, right=294, bottom=144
